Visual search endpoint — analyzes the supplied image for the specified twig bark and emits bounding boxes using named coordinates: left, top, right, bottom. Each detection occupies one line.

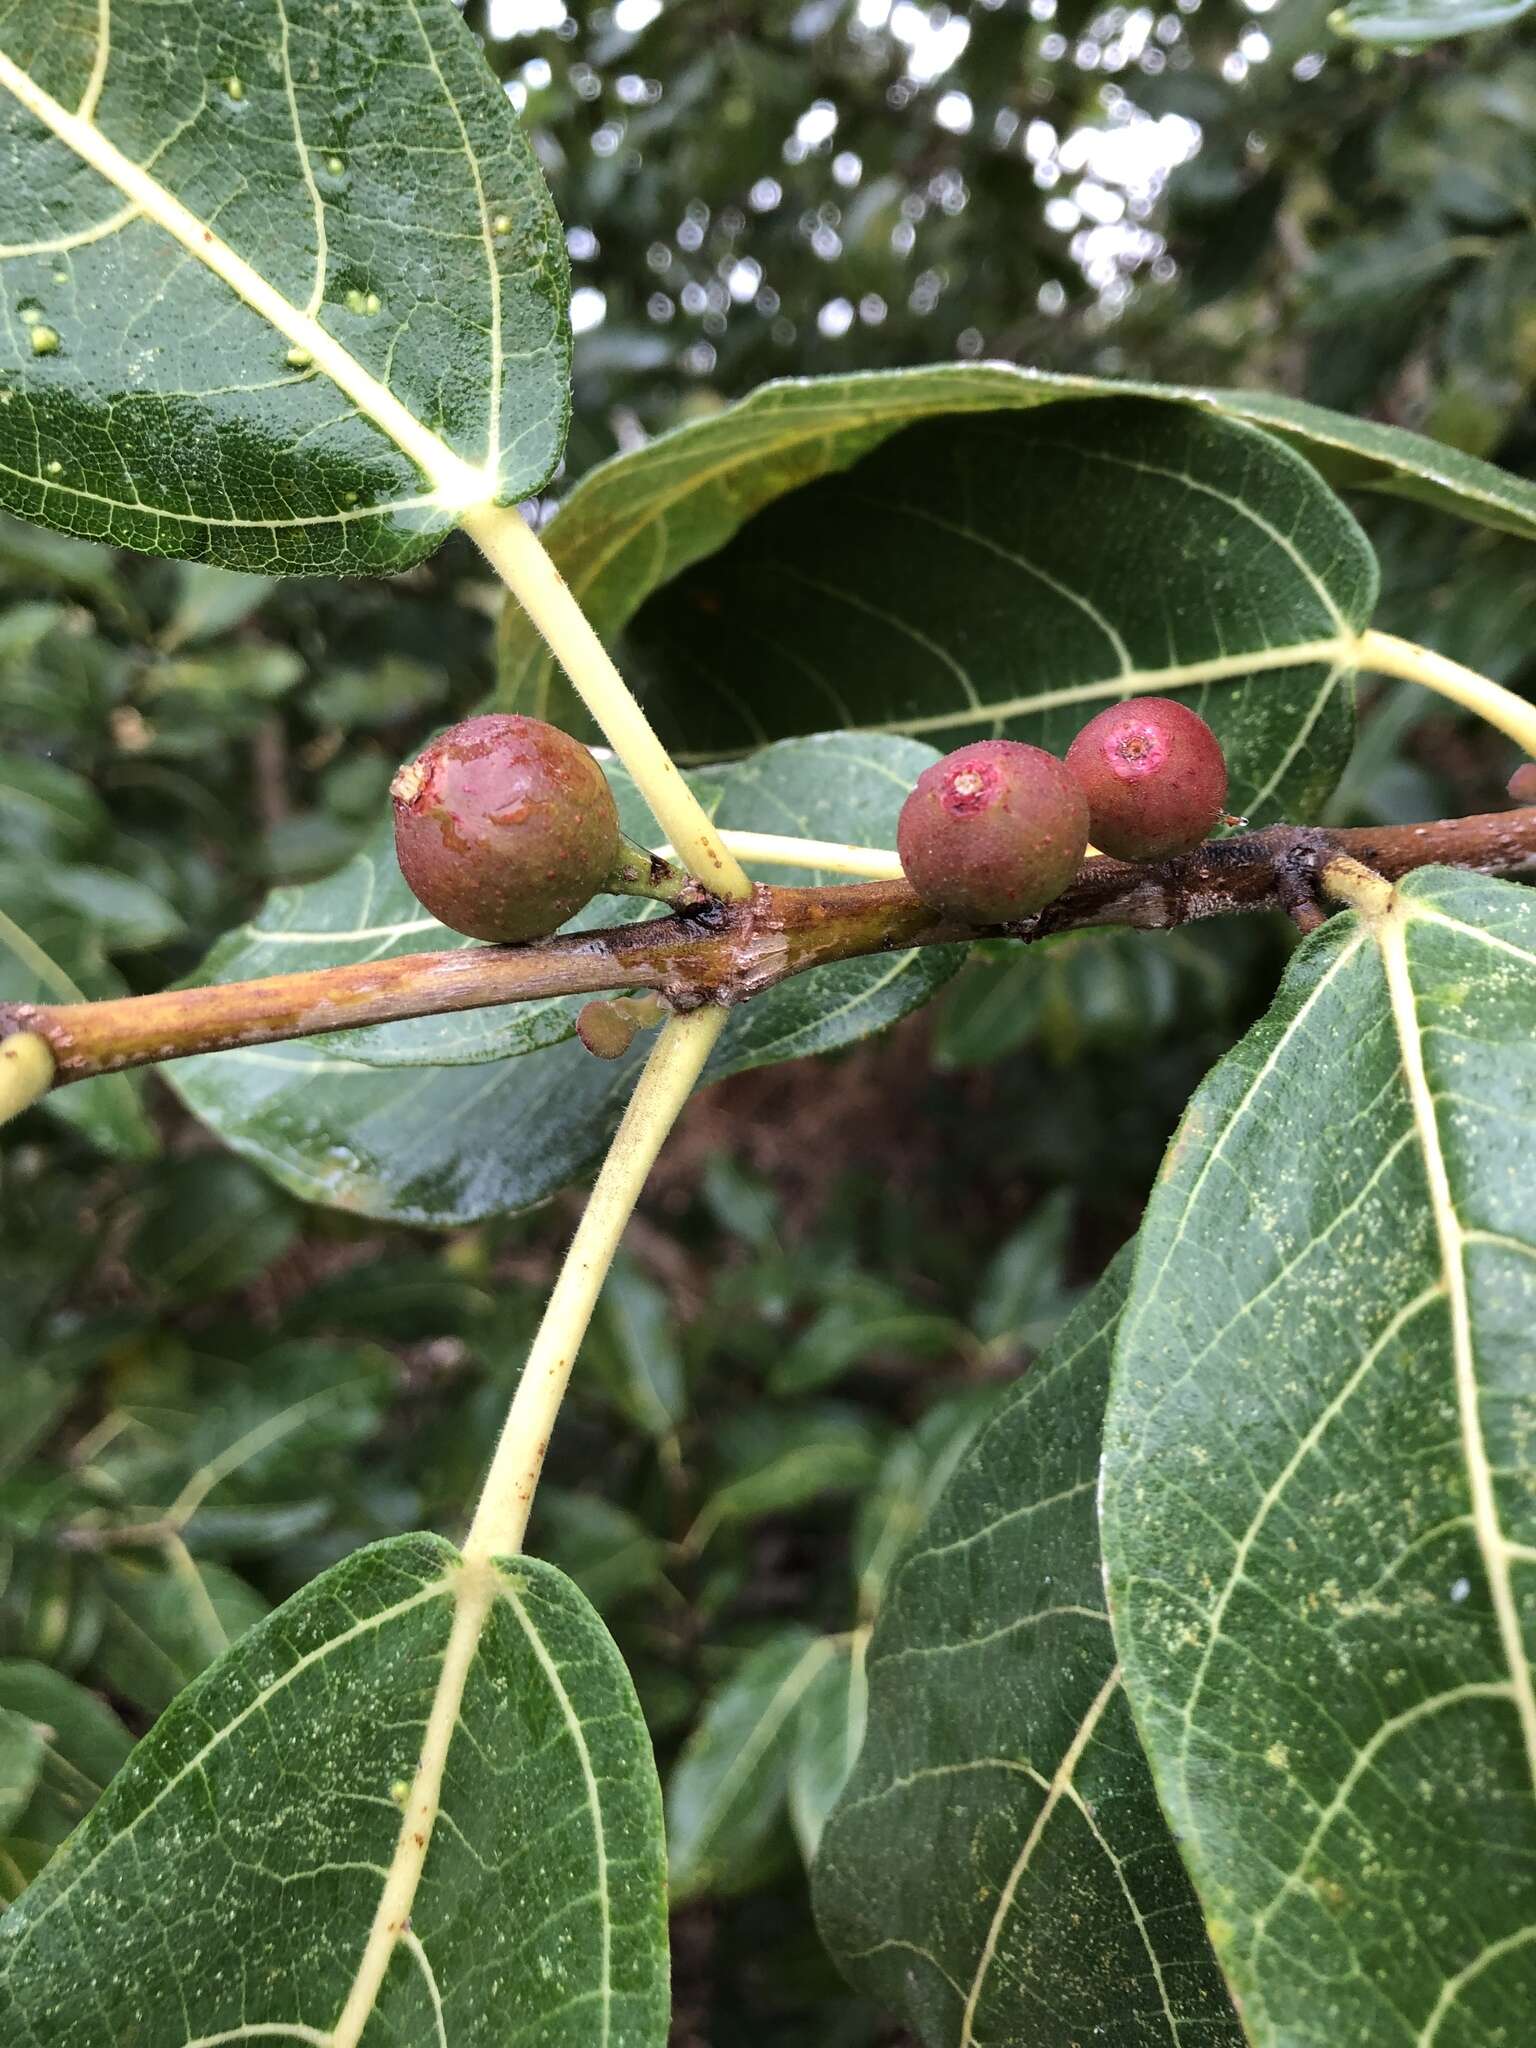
left=6, top=810, right=1534, bottom=1093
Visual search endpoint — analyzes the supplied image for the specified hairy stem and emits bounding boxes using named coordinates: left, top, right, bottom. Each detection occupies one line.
left=10, top=809, right=1536, bottom=1096
left=1357, top=629, right=1536, bottom=757
left=464, top=503, right=752, bottom=899
left=463, top=1007, right=726, bottom=1560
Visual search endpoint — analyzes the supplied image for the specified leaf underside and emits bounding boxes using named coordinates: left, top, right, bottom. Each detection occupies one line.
left=814, top=1255, right=1242, bottom=2047
left=166, top=733, right=963, bottom=1225
left=497, top=360, right=1536, bottom=719
left=617, top=401, right=1378, bottom=827
left=0, top=1533, right=669, bottom=2046
left=1102, top=868, right=1536, bottom=2044
left=0, top=0, right=570, bottom=572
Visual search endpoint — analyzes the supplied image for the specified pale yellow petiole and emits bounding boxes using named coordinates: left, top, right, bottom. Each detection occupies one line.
left=463, top=1005, right=727, bottom=1562
left=1355, top=629, right=1536, bottom=759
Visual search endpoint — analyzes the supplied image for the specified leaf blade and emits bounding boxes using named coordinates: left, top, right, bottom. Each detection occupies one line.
left=0, top=1534, right=669, bottom=2046
left=814, top=1257, right=1242, bottom=2047
left=1101, top=868, right=1536, bottom=2043
left=0, top=0, right=569, bottom=571
left=498, top=361, right=1534, bottom=721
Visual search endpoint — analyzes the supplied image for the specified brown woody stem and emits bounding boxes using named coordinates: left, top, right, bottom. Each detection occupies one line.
left=6, top=810, right=1535, bottom=1094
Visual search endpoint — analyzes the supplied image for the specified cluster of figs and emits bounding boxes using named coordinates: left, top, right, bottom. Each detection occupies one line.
left=391, top=699, right=1230, bottom=943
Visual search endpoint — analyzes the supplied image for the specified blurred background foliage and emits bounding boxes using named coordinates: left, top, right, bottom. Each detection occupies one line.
left=1, top=1, right=1533, bottom=2039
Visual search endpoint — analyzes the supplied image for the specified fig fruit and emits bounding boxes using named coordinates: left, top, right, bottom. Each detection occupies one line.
left=897, top=739, right=1089, bottom=922
left=392, top=713, right=620, bottom=942
left=1065, top=697, right=1228, bottom=861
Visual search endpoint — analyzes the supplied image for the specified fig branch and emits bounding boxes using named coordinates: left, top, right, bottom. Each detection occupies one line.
left=7, top=807, right=1535, bottom=1102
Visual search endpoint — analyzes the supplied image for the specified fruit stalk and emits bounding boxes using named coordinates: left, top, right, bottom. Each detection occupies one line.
left=7, top=808, right=1536, bottom=1100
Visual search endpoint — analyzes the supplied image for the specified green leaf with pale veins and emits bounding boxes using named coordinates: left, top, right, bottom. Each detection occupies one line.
left=814, top=1254, right=1242, bottom=2048
left=1330, top=0, right=1535, bottom=42
left=498, top=361, right=1536, bottom=727
left=1101, top=867, right=1536, bottom=2046
left=0, top=0, right=569, bottom=572
left=0, top=1532, right=669, bottom=2046
left=165, top=734, right=962, bottom=1224
left=536, top=401, right=1381, bottom=826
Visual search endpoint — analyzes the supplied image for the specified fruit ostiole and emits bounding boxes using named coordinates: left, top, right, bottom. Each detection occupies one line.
left=897, top=738, right=1090, bottom=922
left=1065, top=697, right=1228, bottom=862
left=896, top=703, right=1232, bottom=926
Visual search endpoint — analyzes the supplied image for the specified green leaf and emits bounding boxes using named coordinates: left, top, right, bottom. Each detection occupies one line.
left=815, top=1257, right=1241, bottom=2048
left=0, top=757, right=107, bottom=862
left=1330, top=0, right=1535, bottom=43
left=529, top=1491, right=670, bottom=1617
left=689, top=1406, right=885, bottom=1554
left=1101, top=867, right=1536, bottom=2044
left=498, top=362, right=1536, bottom=722
left=586, top=1252, right=687, bottom=1440
left=850, top=1395, right=1000, bottom=1624
left=0, top=1534, right=670, bottom=2045
left=0, top=0, right=569, bottom=573
left=167, top=734, right=962, bottom=1224
left=125, top=1155, right=299, bottom=1303
left=0, top=1707, right=44, bottom=1835
left=668, top=1629, right=836, bottom=1903
left=0, top=1664, right=133, bottom=1900
left=789, top=1637, right=868, bottom=1867
left=94, top=1555, right=269, bottom=1717
left=616, top=402, right=1375, bottom=825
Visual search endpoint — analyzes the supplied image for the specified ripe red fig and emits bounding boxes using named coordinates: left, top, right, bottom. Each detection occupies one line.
left=897, top=739, right=1089, bottom=922
left=1508, top=762, right=1536, bottom=804
left=1065, top=697, right=1228, bottom=861
left=392, top=714, right=620, bottom=942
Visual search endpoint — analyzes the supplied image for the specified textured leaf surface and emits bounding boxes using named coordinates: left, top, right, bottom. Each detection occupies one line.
left=1101, top=868, right=1536, bottom=2045
left=815, top=1258, right=1241, bottom=2047
left=547, top=401, right=1379, bottom=825
left=1330, top=0, right=1535, bottom=40
left=0, top=0, right=568, bottom=572
left=167, top=734, right=961, bottom=1223
left=0, top=1533, right=668, bottom=2046
left=498, top=360, right=1535, bottom=720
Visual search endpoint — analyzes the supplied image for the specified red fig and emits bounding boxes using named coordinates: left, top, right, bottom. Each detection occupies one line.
left=392, top=714, right=620, bottom=942
left=1065, top=698, right=1228, bottom=861
left=897, top=739, right=1089, bottom=922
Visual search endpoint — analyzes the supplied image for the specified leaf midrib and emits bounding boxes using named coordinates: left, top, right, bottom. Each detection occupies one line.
left=0, top=38, right=491, bottom=513
left=1376, top=899, right=1536, bottom=1787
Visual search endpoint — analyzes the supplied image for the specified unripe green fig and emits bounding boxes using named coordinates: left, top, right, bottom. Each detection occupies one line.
left=1065, top=697, right=1228, bottom=861
left=897, top=739, right=1089, bottom=922
left=392, top=714, right=620, bottom=942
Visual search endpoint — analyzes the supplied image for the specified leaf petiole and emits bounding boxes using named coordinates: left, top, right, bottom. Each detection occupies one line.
left=462, top=1005, right=728, bottom=1562
left=1357, top=628, right=1536, bottom=758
